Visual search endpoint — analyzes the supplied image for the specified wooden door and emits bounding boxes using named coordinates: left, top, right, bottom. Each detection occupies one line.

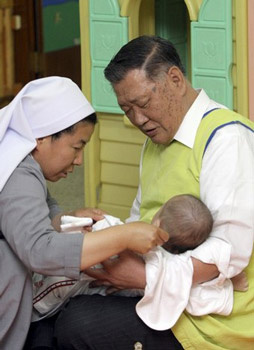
left=5, top=0, right=81, bottom=103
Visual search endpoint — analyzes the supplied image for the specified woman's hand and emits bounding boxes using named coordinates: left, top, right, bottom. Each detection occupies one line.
left=70, top=208, right=106, bottom=232
left=71, top=207, right=106, bottom=222
left=123, top=221, right=169, bottom=254
left=52, top=207, right=106, bottom=232
left=85, top=250, right=147, bottom=290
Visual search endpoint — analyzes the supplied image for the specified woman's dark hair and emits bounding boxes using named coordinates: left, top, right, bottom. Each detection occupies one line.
left=104, top=35, right=185, bottom=84
left=51, top=112, right=97, bottom=140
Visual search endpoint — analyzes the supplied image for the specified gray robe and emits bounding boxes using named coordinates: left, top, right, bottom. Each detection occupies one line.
left=0, top=155, right=84, bottom=350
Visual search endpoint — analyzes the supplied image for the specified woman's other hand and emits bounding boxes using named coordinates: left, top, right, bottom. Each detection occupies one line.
left=52, top=207, right=106, bottom=232
left=71, top=207, right=106, bottom=222
left=71, top=208, right=106, bottom=232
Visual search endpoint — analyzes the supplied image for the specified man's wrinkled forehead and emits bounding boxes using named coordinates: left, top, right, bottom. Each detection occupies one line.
left=113, top=69, right=155, bottom=104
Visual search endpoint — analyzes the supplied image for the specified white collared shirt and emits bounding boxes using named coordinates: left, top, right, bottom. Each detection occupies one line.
left=127, top=89, right=254, bottom=278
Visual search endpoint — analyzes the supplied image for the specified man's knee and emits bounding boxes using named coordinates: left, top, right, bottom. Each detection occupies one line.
left=54, top=295, right=106, bottom=348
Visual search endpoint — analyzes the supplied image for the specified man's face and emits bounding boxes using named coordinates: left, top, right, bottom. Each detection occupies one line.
left=113, top=68, right=185, bottom=145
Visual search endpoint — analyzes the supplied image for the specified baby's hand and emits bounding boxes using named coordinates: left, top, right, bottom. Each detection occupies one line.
left=231, top=271, right=248, bottom=292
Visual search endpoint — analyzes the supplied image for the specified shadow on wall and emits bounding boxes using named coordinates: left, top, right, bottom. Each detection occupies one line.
left=47, top=164, right=84, bottom=212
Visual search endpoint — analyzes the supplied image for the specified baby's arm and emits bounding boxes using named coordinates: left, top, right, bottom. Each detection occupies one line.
left=231, top=271, right=248, bottom=292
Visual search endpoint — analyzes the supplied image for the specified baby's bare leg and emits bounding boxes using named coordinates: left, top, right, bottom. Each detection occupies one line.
left=231, top=271, right=248, bottom=292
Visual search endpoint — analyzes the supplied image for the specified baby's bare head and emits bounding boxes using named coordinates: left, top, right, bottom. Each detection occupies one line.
left=152, top=194, right=213, bottom=254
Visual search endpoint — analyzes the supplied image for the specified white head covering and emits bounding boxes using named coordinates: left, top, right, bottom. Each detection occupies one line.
left=0, top=76, right=95, bottom=191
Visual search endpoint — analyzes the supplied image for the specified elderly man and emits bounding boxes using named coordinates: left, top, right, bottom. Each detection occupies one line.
left=55, top=36, right=254, bottom=350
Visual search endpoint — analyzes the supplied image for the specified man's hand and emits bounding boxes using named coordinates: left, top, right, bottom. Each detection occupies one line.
left=231, top=271, right=249, bottom=292
left=85, top=250, right=146, bottom=290
left=191, top=257, right=219, bottom=284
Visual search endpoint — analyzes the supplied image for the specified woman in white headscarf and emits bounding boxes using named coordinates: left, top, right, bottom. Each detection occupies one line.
left=0, top=77, right=168, bottom=350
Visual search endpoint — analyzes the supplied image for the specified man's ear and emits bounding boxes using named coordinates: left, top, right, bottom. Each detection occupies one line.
left=166, top=66, right=186, bottom=95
